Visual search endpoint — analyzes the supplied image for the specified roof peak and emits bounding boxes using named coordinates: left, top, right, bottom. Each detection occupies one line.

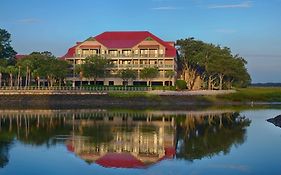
left=102, top=31, right=150, bottom=33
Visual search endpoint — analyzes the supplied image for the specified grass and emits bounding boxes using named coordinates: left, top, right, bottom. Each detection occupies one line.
left=108, top=87, right=281, bottom=103
left=216, top=87, right=281, bottom=102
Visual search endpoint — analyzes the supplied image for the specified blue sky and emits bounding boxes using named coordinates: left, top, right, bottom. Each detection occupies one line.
left=1, top=0, right=281, bottom=83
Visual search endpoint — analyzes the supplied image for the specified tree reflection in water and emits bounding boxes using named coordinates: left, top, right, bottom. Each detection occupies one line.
left=176, top=112, right=251, bottom=160
left=0, top=141, right=12, bottom=168
left=0, top=109, right=251, bottom=168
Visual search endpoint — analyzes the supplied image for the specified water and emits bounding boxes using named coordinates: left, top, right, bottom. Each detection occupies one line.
left=0, top=109, right=281, bottom=175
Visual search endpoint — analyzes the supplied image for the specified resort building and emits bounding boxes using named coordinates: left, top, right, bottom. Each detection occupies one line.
left=62, top=31, right=177, bottom=86
left=66, top=116, right=176, bottom=168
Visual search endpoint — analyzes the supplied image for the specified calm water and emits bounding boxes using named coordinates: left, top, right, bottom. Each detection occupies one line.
left=0, top=109, right=281, bottom=175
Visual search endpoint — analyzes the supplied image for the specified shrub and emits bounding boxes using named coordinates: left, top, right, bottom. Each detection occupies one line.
left=176, top=80, right=187, bottom=90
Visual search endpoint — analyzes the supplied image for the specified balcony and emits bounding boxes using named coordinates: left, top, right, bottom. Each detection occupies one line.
left=113, top=64, right=174, bottom=69
left=74, top=53, right=166, bottom=59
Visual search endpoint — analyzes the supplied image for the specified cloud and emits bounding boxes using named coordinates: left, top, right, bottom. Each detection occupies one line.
left=151, top=6, right=183, bottom=10
left=208, top=1, right=252, bottom=9
left=216, top=29, right=237, bottom=34
left=16, top=18, right=41, bottom=24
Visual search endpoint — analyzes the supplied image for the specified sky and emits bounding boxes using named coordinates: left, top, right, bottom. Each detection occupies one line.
left=0, top=0, right=281, bottom=83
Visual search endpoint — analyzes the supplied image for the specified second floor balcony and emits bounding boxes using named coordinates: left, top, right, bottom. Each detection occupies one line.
left=74, top=53, right=166, bottom=59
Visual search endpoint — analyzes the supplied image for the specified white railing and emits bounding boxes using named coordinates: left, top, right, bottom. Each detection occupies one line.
left=0, top=86, right=150, bottom=92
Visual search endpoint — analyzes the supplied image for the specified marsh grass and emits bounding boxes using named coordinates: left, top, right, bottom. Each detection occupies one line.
left=216, top=87, right=281, bottom=102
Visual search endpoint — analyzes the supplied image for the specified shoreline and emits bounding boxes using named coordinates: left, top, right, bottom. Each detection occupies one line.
left=0, top=93, right=280, bottom=109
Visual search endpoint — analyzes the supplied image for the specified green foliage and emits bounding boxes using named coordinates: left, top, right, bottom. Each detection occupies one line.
left=14, top=51, right=70, bottom=87
left=152, top=86, right=176, bottom=91
left=176, top=113, right=250, bottom=160
left=108, top=91, right=157, bottom=99
left=118, top=69, right=137, bottom=81
left=165, top=70, right=175, bottom=78
left=140, top=67, right=159, bottom=86
left=176, top=38, right=251, bottom=90
left=81, top=55, right=111, bottom=84
left=0, top=28, right=17, bottom=62
left=176, top=80, right=187, bottom=90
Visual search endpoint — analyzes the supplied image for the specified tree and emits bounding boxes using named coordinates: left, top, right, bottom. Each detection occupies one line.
left=0, top=29, right=17, bottom=62
left=16, top=57, right=32, bottom=87
left=81, top=55, right=111, bottom=85
left=6, top=66, right=17, bottom=87
left=74, top=64, right=83, bottom=87
left=0, top=66, right=5, bottom=88
left=176, top=38, right=207, bottom=90
left=0, top=60, right=8, bottom=88
left=140, top=67, right=159, bottom=87
left=176, top=112, right=251, bottom=160
left=176, top=38, right=251, bottom=90
left=16, top=51, right=67, bottom=87
left=165, top=70, right=175, bottom=86
left=118, top=69, right=137, bottom=86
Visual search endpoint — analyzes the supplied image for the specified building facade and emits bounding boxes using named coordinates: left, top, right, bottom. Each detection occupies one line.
left=62, top=31, right=177, bottom=86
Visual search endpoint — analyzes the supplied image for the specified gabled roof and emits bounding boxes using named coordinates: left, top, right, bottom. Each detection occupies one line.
left=95, top=153, right=145, bottom=169
left=61, top=31, right=177, bottom=59
left=61, top=42, right=82, bottom=60
left=15, top=54, right=28, bottom=60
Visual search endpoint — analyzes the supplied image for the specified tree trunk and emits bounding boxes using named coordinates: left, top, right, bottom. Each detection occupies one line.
left=183, top=66, right=200, bottom=90
left=28, top=69, right=31, bottom=86
left=9, top=73, right=13, bottom=87
left=208, top=75, right=216, bottom=90
left=37, top=76, right=40, bottom=88
left=17, top=66, right=21, bottom=87
left=80, top=71, right=83, bottom=87
left=0, top=73, right=2, bottom=88
left=25, top=67, right=28, bottom=87
left=20, top=76, right=22, bottom=87
left=219, top=74, right=224, bottom=90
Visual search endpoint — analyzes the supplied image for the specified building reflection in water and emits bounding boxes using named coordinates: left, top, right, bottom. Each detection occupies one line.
left=0, top=109, right=250, bottom=169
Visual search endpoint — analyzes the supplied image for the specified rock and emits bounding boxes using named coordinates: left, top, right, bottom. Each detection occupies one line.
left=267, top=115, right=281, bottom=128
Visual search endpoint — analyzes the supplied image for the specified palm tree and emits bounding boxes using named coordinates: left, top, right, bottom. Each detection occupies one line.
left=6, top=66, right=17, bottom=87
left=0, top=66, right=6, bottom=88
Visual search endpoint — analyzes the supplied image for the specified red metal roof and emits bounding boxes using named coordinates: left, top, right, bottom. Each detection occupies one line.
left=61, top=45, right=77, bottom=60
left=95, top=153, right=145, bottom=169
left=15, top=54, right=28, bottom=60
left=62, top=31, right=177, bottom=58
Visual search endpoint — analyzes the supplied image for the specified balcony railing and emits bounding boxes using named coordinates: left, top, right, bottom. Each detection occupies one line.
left=0, top=86, right=151, bottom=93
left=114, top=64, right=174, bottom=69
left=74, top=54, right=166, bottom=58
